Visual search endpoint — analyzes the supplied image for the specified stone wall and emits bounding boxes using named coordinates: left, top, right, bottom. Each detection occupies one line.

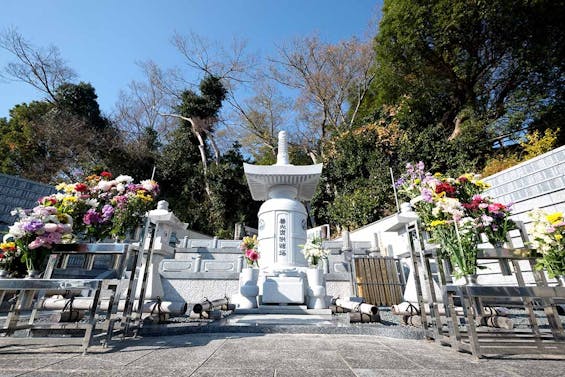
left=0, top=174, right=55, bottom=233
left=483, top=145, right=565, bottom=225
left=158, top=240, right=356, bottom=304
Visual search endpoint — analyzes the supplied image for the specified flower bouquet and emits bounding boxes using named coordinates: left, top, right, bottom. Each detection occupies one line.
left=528, top=209, right=565, bottom=279
left=240, top=235, right=260, bottom=267
left=463, top=195, right=517, bottom=247
left=53, top=171, right=160, bottom=241
left=301, top=237, right=330, bottom=267
left=5, top=205, right=74, bottom=273
left=396, top=162, right=515, bottom=278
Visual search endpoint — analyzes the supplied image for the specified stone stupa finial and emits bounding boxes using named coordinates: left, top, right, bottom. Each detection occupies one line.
left=276, top=131, right=289, bottom=165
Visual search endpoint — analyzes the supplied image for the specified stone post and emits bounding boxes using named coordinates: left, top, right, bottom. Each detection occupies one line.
left=138, top=201, right=187, bottom=300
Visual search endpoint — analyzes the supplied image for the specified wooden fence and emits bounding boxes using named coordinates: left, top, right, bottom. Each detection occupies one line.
left=354, top=257, right=404, bottom=306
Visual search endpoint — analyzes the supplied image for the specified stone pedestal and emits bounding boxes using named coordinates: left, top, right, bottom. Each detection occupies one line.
left=262, top=274, right=305, bottom=304
left=137, top=201, right=187, bottom=300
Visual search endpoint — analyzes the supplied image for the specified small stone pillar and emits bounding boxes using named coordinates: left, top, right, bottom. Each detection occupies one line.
left=138, top=200, right=187, bottom=300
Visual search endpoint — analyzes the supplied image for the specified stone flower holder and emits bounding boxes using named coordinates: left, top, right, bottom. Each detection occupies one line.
left=238, top=267, right=259, bottom=309
left=306, top=267, right=327, bottom=309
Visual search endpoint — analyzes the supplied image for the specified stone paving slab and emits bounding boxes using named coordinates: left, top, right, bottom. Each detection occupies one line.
left=0, top=333, right=564, bottom=377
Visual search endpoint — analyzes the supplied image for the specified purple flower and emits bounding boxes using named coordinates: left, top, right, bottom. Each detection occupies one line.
left=101, top=204, right=115, bottom=222
left=422, top=188, right=433, bottom=203
left=395, top=177, right=405, bottom=188
left=23, top=219, right=44, bottom=233
left=416, top=161, right=425, bottom=172
left=83, top=209, right=102, bottom=225
left=32, top=205, right=57, bottom=216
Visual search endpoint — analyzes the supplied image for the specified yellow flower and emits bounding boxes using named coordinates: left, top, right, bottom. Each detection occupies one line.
left=63, top=196, right=78, bottom=204
left=555, top=234, right=563, bottom=241
left=414, top=178, right=421, bottom=185
left=433, top=172, right=442, bottom=178
left=136, top=192, right=153, bottom=202
left=430, top=220, right=447, bottom=227
left=475, top=180, right=491, bottom=189
left=546, top=212, right=563, bottom=225
left=0, top=241, right=16, bottom=251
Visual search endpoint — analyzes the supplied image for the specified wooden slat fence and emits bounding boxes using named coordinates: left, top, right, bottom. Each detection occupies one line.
left=354, top=256, right=403, bottom=306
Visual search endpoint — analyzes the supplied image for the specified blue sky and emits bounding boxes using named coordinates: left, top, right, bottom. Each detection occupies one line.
left=0, top=0, right=380, bottom=119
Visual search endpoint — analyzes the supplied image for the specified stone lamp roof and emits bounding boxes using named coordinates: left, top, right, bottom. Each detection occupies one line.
left=243, top=163, right=323, bottom=201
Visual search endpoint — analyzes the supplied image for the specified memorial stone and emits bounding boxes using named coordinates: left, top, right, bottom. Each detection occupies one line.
left=243, top=131, right=325, bottom=305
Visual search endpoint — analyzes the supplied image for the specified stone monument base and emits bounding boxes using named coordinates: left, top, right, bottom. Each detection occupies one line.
left=262, top=275, right=305, bottom=304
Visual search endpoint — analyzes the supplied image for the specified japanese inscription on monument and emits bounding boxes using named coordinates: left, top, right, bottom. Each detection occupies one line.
left=277, top=214, right=288, bottom=256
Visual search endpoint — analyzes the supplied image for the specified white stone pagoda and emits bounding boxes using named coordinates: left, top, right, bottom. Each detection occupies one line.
left=243, top=131, right=324, bottom=305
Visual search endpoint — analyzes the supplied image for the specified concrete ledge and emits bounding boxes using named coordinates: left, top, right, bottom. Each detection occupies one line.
left=139, top=320, right=426, bottom=339
left=235, top=306, right=332, bottom=316
left=161, top=272, right=240, bottom=280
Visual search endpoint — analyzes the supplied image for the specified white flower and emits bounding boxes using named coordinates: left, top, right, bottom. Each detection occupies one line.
left=85, top=198, right=99, bottom=208
left=7, top=223, right=25, bottom=238
left=115, top=175, right=134, bottom=184
left=97, top=180, right=114, bottom=192
left=141, top=179, right=158, bottom=192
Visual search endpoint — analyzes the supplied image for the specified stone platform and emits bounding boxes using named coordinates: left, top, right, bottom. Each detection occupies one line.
left=139, top=308, right=424, bottom=340
left=1, top=332, right=563, bottom=377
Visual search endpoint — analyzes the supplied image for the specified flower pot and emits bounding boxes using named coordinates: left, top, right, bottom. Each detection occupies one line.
left=306, top=267, right=327, bottom=309
left=238, top=268, right=259, bottom=309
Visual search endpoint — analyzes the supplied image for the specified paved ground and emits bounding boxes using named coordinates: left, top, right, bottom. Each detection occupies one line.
left=0, top=333, right=564, bottom=377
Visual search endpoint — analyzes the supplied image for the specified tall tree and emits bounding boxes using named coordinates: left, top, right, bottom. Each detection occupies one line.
left=161, top=75, right=227, bottom=196
left=270, top=35, right=377, bottom=163
left=312, top=112, right=402, bottom=232
left=360, top=0, right=564, bottom=173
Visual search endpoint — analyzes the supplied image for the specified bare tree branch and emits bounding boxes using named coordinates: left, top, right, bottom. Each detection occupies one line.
left=0, top=28, right=76, bottom=102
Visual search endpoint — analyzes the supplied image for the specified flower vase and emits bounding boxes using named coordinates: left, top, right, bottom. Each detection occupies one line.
left=463, top=274, right=479, bottom=285
left=306, top=267, right=327, bottom=309
left=557, top=275, right=565, bottom=287
left=0, top=269, right=8, bottom=278
left=25, top=269, right=41, bottom=279
left=238, top=267, right=259, bottom=309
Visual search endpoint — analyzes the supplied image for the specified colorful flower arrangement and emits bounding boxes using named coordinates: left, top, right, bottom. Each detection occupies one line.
left=397, top=162, right=516, bottom=277
left=2, top=171, right=159, bottom=276
left=528, top=209, right=565, bottom=278
left=301, top=237, right=331, bottom=267
left=52, top=171, right=159, bottom=241
left=4, top=206, right=74, bottom=272
left=240, top=235, right=260, bottom=267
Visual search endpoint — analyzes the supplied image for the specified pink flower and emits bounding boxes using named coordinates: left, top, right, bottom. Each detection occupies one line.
left=43, top=223, right=58, bottom=233
left=488, top=203, right=506, bottom=214
left=28, top=238, right=47, bottom=249
left=245, top=249, right=259, bottom=261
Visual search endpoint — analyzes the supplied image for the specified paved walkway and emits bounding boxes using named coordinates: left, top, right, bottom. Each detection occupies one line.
left=0, top=333, right=564, bottom=377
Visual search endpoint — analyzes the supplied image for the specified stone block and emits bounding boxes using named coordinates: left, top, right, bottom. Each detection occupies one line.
left=262, top=276, right=305, bottom=304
